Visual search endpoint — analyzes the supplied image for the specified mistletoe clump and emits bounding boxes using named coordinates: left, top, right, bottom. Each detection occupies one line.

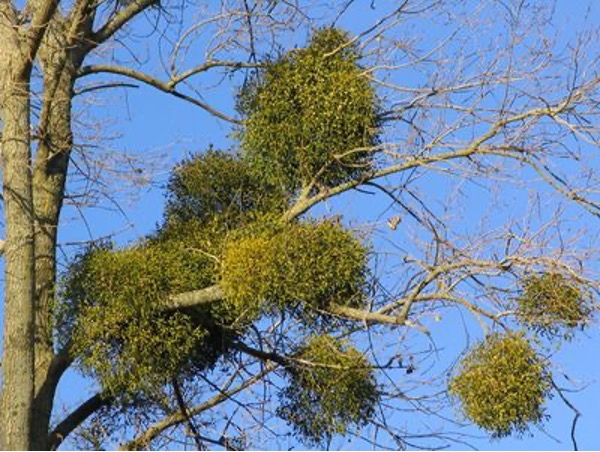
left=59, top=26, right=383, bottom=424
left=449, top=333, right=552, bottom=438
left=277, top=335, right=380, bottom=445
left=165, top=149, right=288, bottom=227
left=63, top=233, right=245, bottom=395
left=220, top=218, right=370, bottom=318
left=517, top=273, right=592, bottom=339
left=239, top=27, right=380, bottom=192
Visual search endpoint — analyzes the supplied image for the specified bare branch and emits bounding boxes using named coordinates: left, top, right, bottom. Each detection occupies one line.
left=120, top=365, right=276, bottom=450
left=552, top=380, right=582, bottom=451
left=172, top=379, right=204, bottom=450
left=48, top=393, right=114, bottom=451
left=78, top=65, right=242, bottom=124
left=166, top=285, right=223, bottom=311
left=166, top=286, right=425, bottom=331
left=91, top=0, right=157, bottom=45
left=22, top=0, right=60, bottom=66
left=74, top=82, right=139, bottom=97
left=170, top=60, right=260, bottom=88
left=328, top=304, right=409, bottom=326
left=283, top=102, right=583, bottom=222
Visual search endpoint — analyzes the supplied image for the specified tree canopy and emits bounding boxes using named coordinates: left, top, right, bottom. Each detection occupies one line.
left=60, top=30, right=383, bottom=446
left=54, top=24, right=597, bottom=449
left=0, top=1, right=599, bottom=450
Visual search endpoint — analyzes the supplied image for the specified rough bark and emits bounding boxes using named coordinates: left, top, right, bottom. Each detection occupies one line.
left=30, top=13, right=89, bottom=447
left=0, top=39, right=37, bottom=452
left=30, top=74, right=77, bottom=450
left=0, top=4, right=88, bottom=447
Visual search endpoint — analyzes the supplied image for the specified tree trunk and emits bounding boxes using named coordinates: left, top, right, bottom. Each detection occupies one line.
left=0, top=9, right=81, bottom=447
left=30, top=64, right=78, bottom=450
left=29, top=17, right=87, bottom=443
left=0, top=71, right=37, bottom=452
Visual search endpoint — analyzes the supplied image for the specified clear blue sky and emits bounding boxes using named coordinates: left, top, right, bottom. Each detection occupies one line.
left=2, top=0, right=599, bottom=449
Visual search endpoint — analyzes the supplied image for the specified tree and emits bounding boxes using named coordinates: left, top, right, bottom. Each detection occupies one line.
left=0, top=0, right=599, bottom=450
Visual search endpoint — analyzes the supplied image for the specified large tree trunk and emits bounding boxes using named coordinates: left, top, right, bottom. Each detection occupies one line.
left=0, top=64, right=37, bottom=452
left=30, top=65, right=78, bottom=451
left=29, top=17, right=87, bottom=444
left=0, top=8, right=82, bottom=446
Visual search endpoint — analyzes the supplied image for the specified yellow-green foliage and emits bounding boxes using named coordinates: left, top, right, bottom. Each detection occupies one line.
left=517, top=273, right=592, bottom=338
left=165, top=148, right=287, bottom=227
left=449, top=333, right=552, bottom=438
left=60, top=28, right=381, bottom=416
left=64, top=232, right=239, bottom=395
left=220, top=219, right=370, bottom=318
left=239, top=28, right=380, bottom=192
left=277, top=335, right=379, bottom=445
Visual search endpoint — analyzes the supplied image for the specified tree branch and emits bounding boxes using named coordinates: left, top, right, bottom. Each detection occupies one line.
left=327, top=304, right=409, bottom=326
left=120, top=365, right=276, bottom=450
left=165, top=282, right=430, bottom=333
left=552, top=380, right=582, bottom=451
left=166, top=285, right=223, bottom=311
left=74, top=82, right=139, bottom=97
left=91, top=0, right=157, bottom=45
left=231, top=341, right=287, bottom=366
left=48, top=393, right=114, bottom=450
left=281, top=147, right=492, bottom=222
left=282, top=104, right=573, bottom=222
left=0, top=0, right=19, bottom=31
left=49, top=339, right=74, bottom=380
left=22, top=0, right=60, bottom=67
left=170, top=60, right=260, bottom=88
left=172, top=379, right=204, bottom=450
left=78, top=64, right=242, bottom=124
left=233, top=339, right=399, bottom=372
